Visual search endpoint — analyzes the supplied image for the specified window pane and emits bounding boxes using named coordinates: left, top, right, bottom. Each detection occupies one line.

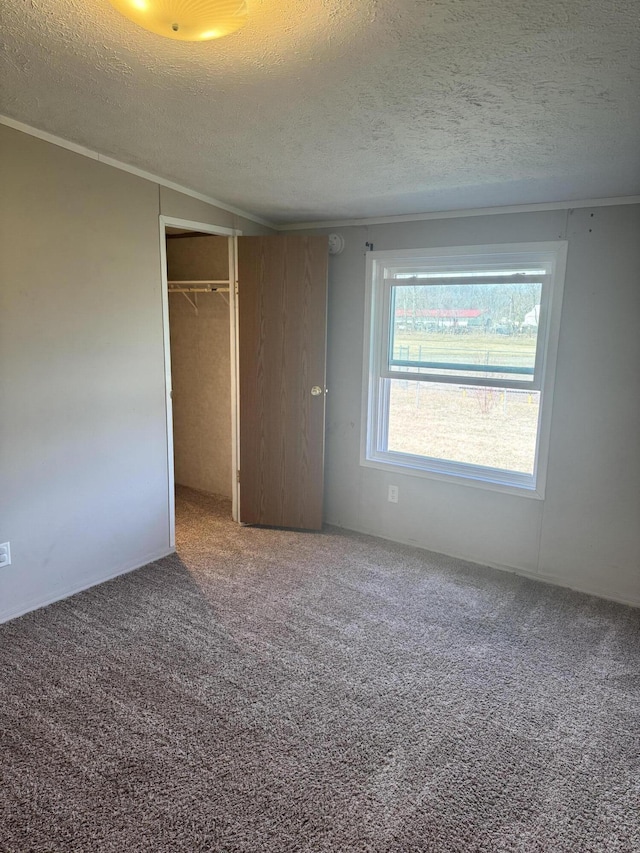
left=390, top=281, right=542, bottom=381
left=387, top=380, right=540, bottom=474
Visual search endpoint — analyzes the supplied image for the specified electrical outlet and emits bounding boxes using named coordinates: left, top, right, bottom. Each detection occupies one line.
left=388, top=485, right=399, bottom=503
left=0, top=542, right=11, bottom=568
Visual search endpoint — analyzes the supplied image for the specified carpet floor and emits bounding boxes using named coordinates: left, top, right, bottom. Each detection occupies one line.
left=1, top=487, right=639, bottom=852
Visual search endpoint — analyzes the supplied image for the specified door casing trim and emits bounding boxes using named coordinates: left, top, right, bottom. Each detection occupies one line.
left=159, top=216, right=242, bottom=548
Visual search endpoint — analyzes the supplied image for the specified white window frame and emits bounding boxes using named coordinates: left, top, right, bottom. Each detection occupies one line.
left=361, top=242, right=567, bottom=498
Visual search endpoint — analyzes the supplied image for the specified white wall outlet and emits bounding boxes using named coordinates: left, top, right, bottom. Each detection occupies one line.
left=0, top=542, right=11, bottom=567
left=388, top=485, right=399, bottom=503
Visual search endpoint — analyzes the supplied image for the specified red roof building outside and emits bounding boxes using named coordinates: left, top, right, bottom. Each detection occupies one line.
left=395, top=308, right=485, bottom=319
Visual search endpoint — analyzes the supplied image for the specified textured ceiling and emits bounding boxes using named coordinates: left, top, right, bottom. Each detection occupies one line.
left=2, top=0, right=639, bottom=223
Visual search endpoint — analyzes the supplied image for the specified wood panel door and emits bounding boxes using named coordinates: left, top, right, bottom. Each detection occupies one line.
left=237, top=235, right=328, bottom=530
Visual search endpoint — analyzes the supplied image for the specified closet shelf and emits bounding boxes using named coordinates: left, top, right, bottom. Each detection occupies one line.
left=168, top=279, right=230, bottom=294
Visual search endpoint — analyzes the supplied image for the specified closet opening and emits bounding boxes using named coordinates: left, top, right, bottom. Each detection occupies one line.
left=160, top=217, right=240, bottom=548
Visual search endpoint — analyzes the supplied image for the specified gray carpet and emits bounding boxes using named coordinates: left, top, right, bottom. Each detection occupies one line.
left=1, top=487, right=639, bottom=852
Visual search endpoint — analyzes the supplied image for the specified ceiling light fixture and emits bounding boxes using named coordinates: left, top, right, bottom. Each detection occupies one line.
left=108, top=0, right=248, bottom=41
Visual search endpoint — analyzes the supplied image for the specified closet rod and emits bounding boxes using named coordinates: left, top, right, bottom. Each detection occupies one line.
left=168, top=279, right=230, bottom=295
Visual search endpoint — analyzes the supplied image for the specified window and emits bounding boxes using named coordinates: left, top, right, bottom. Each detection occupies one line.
left=362, top=243, right=567, bottom=496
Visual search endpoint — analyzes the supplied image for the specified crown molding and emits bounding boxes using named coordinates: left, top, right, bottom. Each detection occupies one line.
left=277, top=196, right=640, bottom=231
left=0, top=114, right=276, bottom=230
left=4, top=114, right=638, bottom=232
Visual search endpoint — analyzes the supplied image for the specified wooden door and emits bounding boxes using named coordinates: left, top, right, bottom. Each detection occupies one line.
left=237, top=235, right=328, bottom=530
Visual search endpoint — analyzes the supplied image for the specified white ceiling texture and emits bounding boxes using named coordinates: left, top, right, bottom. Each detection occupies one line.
left=2, top=0, right=639, bottom=225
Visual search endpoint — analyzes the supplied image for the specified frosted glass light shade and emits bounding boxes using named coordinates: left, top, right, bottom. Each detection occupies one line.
left=108, top=0, right=248, bottom=41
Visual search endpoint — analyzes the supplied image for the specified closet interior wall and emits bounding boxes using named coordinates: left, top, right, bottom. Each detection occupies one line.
left=167, top=235, right=232, bottom=499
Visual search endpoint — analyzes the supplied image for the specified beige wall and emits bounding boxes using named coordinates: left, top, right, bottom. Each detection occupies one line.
left=0, top=125, right=272, bottom=622
left=159, top=187, right=270, bottom=236
left=167, top=236, right=232, bottom=498
left=2, top=119, right=637, bottom=620
left=308, top=204, right=640, bottom=606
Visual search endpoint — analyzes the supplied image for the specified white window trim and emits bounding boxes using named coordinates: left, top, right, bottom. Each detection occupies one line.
left=361, top=242, right=568, bottom=499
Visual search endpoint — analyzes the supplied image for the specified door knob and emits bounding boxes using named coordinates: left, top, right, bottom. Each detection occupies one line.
left=311, top=386, right=323, bottom=396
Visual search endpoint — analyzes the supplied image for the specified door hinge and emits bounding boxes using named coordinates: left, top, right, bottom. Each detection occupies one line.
left=234, top=280, right=239, bottom=296
left=236, top=469, right=241, bottom=483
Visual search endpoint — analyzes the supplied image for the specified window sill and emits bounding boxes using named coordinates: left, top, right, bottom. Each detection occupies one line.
left=360, top=452, right=545, bottom=500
